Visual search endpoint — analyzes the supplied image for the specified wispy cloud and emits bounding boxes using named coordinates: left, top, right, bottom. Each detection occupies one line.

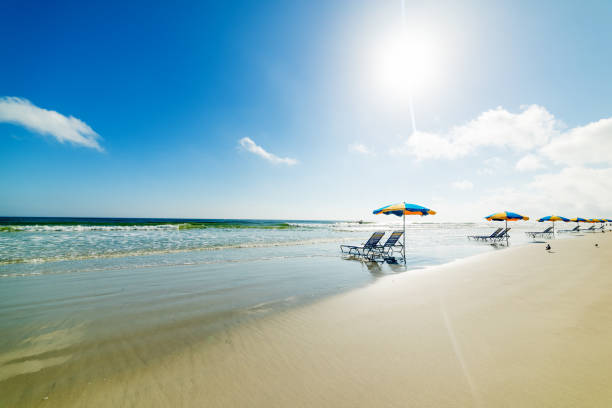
left=239, top=137, right=297, bottom=165
left=451, top=180, right=474, bottom=190
left=349, top=143, right=373, bottom=155
left=0, top=97, right=102, bottom=151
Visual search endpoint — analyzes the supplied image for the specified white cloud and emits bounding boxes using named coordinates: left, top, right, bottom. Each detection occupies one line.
left=472, top=166, right=612, bottom=219
left=349, top=143, right=372, bottom=155
left=477, top=157, right=506, bottom=175
left=383, top=104, right=612, bottom=219
left=451, top=180, right=474, bottom=190
left=541, top=117, right=612, bottom=166
left=392, top=105, right=559, bottom=160
left=239, top=137, right=298, bottom=165
left=390, top=130, right=459, bottom=159
left=529, top=167, right=612, bottom=215
left=515, top=154, right=545, bottom=172
left=477, top=168, right=495, bottom=176
left=0, top=97, right=102, bottom=151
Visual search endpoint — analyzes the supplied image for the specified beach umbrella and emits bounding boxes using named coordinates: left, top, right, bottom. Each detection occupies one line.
left=537, top=215, right=569, bottom=236
left=587, top=219, right=601, bottom=230
left=485, top=211, right=529, bottom=223
left=570, top=217, right=588, bottom=227
left=373, top=202, right=436, bottom=257
left=484, top=211, right=529, bottom=244
left=570, top=217, right=591, bottom=231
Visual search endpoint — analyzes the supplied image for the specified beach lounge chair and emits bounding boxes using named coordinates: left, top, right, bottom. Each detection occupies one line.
left=467, top=227, right=502, bottom=241
left=340, top=232, right=385, bottom=258
left=373, top=230, right=404, bottom=257
left=558, top=225, right=580, bottom=233
left=525, top=226, right=553, bottom=239
left=493, top=228, right=511, bottom=241
left=583, top=225, right=596, bottom=232
left=467, top=228, right=501, bottom=241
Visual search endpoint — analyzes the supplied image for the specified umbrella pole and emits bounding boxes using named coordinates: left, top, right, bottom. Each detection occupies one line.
left=403, top=213, right=406, bottom=263
left=506, top=219, right=508, bottom=246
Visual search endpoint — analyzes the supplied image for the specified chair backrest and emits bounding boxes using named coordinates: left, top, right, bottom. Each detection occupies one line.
left=573, top=225, right=580, bottom=231
left=499, top=228, right=511, bottom=237
left=490, top=227, right=503, bottom=237
left=383, top=231, right=404, bottom=247
left=364, top=232, right=385, bottom=248
left=543, top=226, right=553, bottom=233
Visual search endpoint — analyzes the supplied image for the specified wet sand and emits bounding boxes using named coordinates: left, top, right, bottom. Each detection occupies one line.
left=5, top=233, right=612, bottom=407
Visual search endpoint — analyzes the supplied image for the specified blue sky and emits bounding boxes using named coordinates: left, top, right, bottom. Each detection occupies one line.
left=1, top=0, right=612, bottom=221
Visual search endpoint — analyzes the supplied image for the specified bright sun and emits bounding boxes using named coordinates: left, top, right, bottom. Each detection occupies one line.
left=371, top=27, right=441, bottom=99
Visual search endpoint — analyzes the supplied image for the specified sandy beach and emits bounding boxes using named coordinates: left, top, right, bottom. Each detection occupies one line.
left=5, top=0, right=612, bottom=406
left=11, top=232, right=608, bottom=407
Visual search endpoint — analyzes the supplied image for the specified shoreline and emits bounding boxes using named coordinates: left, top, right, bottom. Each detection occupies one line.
left=11, top=232, right=610, bottom=407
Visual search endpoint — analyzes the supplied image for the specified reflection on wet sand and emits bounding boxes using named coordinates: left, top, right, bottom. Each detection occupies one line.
left=341, top=255, right=408, bottom=277
left=0, top=326, right=83, bottom=382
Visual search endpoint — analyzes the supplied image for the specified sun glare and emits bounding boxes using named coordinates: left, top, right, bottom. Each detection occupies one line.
left=371, top=27, right=442, bottom=99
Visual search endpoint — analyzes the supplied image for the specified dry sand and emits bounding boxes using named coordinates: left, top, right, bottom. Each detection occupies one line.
left=28, top=233, right=612, bottom=407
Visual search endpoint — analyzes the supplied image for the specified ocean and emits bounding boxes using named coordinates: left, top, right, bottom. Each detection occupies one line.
left=0, top=216, right=578, bottom=405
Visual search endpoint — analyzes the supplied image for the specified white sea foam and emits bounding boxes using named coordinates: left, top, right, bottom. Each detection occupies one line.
left=1, top=224, right=181, bottom=232
left=0, top=237, right=352, bottom=267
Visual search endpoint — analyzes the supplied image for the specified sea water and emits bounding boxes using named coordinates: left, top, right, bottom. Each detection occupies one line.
left=0, top=217, right=580, bottom=404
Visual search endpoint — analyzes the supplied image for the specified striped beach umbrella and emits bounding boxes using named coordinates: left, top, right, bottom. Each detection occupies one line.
left=569, top=217, right=589, bottom=231
left=595, top=219, right=607, bottom=230
left=588, top=219, right=602, bottom=230
left=373, top=202, right=436, bottom=257
left=373, top=203, right=436, bottom=217
left=537, top=215, right=569, bottom=235
left=485, top=211, right=529, bottom=222
left=484, top=211, right=529, bottom=243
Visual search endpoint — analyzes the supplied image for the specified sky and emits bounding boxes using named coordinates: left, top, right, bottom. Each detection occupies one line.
left=1, top=0, right=612, bottom=222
